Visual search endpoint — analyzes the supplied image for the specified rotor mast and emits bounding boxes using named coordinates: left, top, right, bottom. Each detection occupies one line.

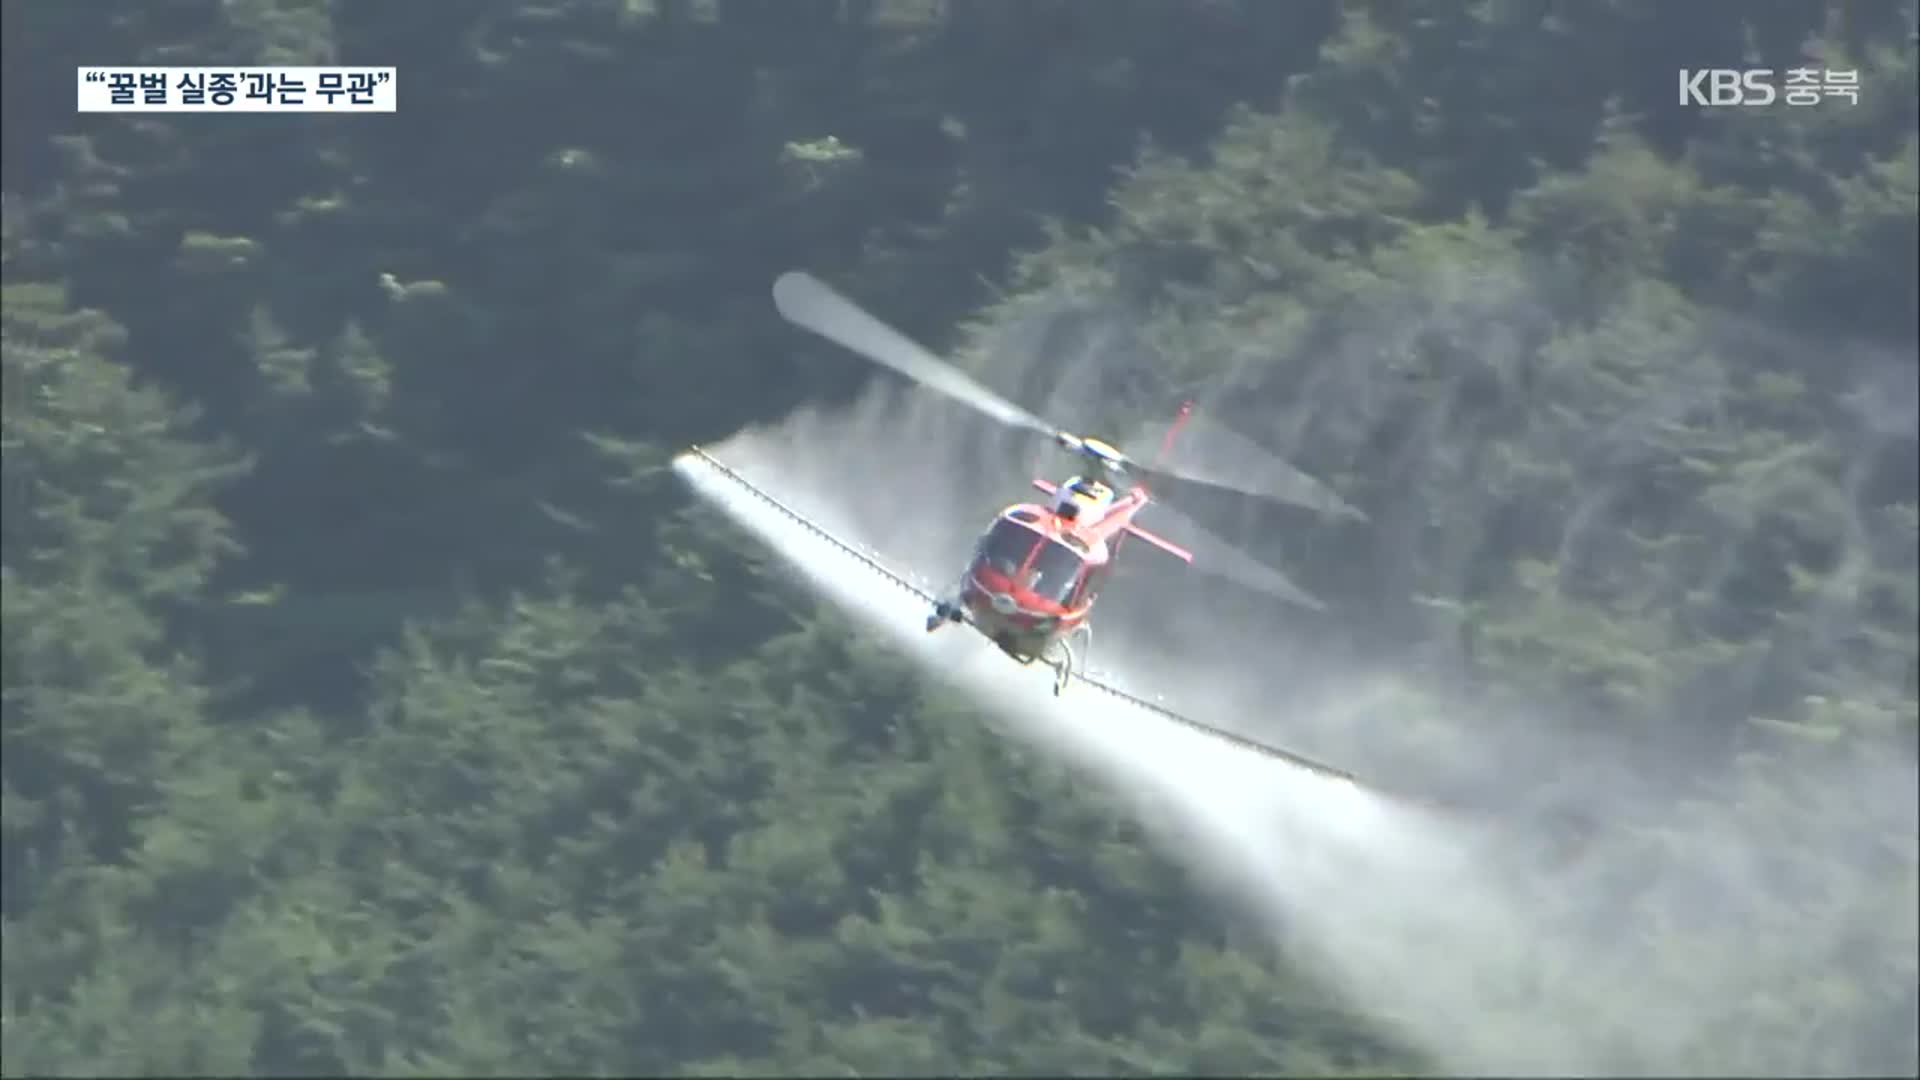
left=1053, top=431, right=1133, bottom=491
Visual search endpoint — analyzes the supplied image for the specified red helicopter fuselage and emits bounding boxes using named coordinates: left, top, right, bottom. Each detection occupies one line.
left=952, top=475, right=1194, bottom=663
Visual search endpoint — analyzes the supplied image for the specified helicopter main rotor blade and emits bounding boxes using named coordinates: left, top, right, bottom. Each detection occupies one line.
left=1137, top=502, right=1326, bottom=611
left=773, top=271, right=1056, bottom=436
left=1125, top=412, right=1366, bottom=520
left=1123, top=457, right=1366, bottom=520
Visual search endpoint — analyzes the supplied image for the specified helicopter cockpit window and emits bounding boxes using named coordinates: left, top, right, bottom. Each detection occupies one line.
left=977, top=517, right=1040, bottom=576
left=1028, top=540, right=1087, bottom=604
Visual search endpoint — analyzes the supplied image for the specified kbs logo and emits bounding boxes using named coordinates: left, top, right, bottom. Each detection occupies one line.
left=1679, top=69, right=1777, bottom=106
left=1679, top=68, right=1860, bottom=107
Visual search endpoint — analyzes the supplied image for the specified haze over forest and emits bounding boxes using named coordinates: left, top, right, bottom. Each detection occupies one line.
left=3, top=2, right=1916, bottom=1076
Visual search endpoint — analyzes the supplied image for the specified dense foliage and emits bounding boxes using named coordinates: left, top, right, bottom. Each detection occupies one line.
left=3, top=1, right=1915, bottom=1075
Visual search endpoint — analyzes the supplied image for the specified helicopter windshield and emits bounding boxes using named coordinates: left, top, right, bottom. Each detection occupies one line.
left=976, top=517, right=1039, bottom=577
left=1028, top=540, right=1086, bottom=605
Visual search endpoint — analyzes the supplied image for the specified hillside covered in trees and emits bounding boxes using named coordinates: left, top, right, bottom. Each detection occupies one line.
left=3, top=1, right=1916, bottom=1075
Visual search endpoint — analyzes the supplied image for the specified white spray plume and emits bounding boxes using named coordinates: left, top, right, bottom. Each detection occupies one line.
left=674, top=306, right=1917, bottom=1077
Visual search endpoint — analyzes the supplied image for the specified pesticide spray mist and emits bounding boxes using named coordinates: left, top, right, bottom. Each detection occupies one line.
left=674, top=296, right=1917, bottom=1076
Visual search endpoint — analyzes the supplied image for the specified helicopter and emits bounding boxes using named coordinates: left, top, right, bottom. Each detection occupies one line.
left=771, top=271, right=1354, bottom=696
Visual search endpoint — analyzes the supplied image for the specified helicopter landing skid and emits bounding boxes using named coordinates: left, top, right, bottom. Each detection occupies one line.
left=929, top=601, right=1086, bottom=698
left=1040, top=625, right=1091, bottom=697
